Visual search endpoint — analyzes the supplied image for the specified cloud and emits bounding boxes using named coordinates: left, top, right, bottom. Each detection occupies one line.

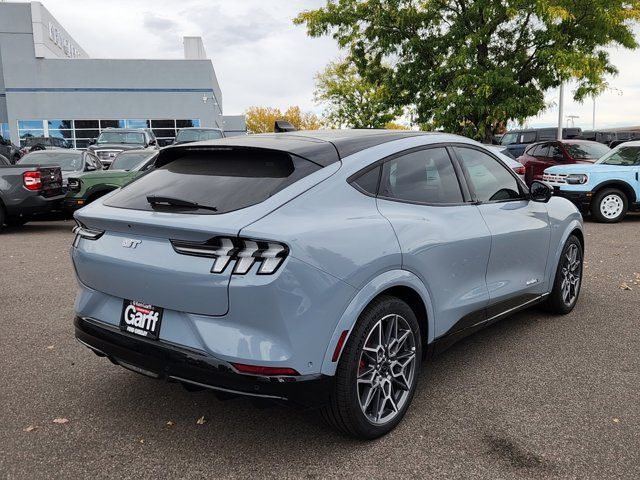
left=35, top=0, right=640, bottom=127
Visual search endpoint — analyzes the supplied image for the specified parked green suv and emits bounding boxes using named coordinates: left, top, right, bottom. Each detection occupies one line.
left=64, top=150, right=158, bottom=212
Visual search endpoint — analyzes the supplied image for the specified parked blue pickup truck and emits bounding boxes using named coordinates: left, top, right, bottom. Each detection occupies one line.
left=543, top=141, right=640, bottom=222
left=0, top=160, right=64, bottom=229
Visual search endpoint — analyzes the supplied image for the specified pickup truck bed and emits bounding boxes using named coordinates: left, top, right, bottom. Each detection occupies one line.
left=0, top=164, right=65, bottom=228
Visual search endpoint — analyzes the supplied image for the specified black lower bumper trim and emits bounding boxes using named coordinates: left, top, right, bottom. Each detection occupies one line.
left=74, top=316, right=333, bottom=407
left=553, top=188, right=592, bottom=209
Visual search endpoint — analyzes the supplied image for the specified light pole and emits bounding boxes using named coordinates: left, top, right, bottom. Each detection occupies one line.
left=557, top=83, right=564, bottom=140
left=592, top=96, right=596, bottom=130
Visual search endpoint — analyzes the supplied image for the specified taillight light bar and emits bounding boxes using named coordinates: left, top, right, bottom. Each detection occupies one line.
left=72, top=222, right=104, bottom=241
left=23, top=171, right=42, bottom=191
left=171, top=236, right=288, bottom=275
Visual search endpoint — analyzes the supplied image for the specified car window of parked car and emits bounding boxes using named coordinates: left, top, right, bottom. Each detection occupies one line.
left=538, top=130, right=556, bottom=140
left=521, top=132, right=537, bottom=143
left=456, top=147, right=523, bottom=202
left=531, top=144, right=548, bottom=157
left=18, top=152, right=83, bottom=171
left=598, top=146, right=640, bottom=166
left=378, top=147, right=463, bottom=204
left=563, top=143, right=610, bottom=160
left=104, top=149, right=322, bottom=215
left=499, top=133, right=519, bottom=146
left=549, top=144, right=564, bottom=160
left=351, top=166, right=381, bottom=195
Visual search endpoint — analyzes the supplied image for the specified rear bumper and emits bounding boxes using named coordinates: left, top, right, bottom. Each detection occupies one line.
left=5, top=193, right=65, bottom=216
left=74, top=316, right=333, bottom=407
left=553, top=188, right=592, bottom=210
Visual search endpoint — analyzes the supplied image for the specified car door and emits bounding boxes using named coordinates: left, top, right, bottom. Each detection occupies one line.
left=524, top=143, right=552, bottom=184
left=454, top=146, right=551, bottom=313
left=374, top=146, right=492, bottom=337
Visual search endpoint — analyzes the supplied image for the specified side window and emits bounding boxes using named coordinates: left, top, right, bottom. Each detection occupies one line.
left=379, top=148, right=463, bottom=204
left=521, top=132, right=537, bottom=143
left=456, top=147, right=523, bottom=202
left=351, top=166, right=380, bottom=195
left=532, top=144, right=549, bottom=157
left=549, top=144, right=564, bottom=160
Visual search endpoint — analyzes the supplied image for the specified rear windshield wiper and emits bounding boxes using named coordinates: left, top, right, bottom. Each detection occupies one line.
left=146, top=195, right=218, bottom=212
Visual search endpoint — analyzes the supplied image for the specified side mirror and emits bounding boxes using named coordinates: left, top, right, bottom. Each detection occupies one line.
left=530, top=180, right=553, bottom=203
left=148, top=139, right=157, bottom=146
left=86, top=164, right=96, bottom=171
left=89, top=138, right=96, bottom=145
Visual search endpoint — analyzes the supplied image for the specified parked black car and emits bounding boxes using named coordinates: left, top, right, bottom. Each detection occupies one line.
left=87, top=128, right=159, bottom=168
left=499, top=127, right=582, bottom=158
left=0, top=162, right=64, bottom=228
left=0, top=134, right=22, bottom=164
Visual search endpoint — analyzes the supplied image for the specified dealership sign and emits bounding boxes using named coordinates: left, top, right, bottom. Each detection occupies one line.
left=48, top=21, right=82, bottom=59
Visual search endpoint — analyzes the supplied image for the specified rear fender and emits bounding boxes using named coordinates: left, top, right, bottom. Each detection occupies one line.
left=320, top=269, right=434, bottom=376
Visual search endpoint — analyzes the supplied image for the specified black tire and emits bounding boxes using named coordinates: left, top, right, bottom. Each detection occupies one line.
left=0, top=205, right=5, bottom=229
left=321, top=295, right=422, bottom=439
left=590, top=188, right=628, bottom=223
left=543, top=235, right=583, bottom=314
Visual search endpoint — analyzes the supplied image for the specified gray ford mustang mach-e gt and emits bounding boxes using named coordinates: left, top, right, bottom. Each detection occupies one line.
left=72, top=130, right=584, bottom=439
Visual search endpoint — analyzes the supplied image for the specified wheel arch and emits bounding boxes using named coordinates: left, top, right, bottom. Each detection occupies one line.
left=545, top=219, right=584, bottom=293
left=319, top=269, right=434, bottom=376
left=85, top=185, right=118, bottom=203
left=592, top=180, right=636, bottom=203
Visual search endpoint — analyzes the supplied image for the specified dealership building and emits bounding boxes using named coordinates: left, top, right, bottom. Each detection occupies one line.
left=0, top=1, right=245, bottom=148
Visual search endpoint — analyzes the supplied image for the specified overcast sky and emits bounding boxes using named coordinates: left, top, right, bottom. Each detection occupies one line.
left=44, top=0, right=640, bottom=130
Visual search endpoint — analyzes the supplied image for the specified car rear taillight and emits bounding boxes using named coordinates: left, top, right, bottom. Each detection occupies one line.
left=514, top=165, right=525, bottom=175
left=171, top=236, right=288, bottom=275
left=23, top=171, right=42, bottom=191
left=231, top=363, right=300, bottom=376
left=72, top=221, right=104, bottom=241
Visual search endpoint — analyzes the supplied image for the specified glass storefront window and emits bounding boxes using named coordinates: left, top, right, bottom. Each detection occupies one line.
left=49, top=129, right=74, bottom=140
left=99, top=120, right=123, bottom=129
left=74, top=120, right=99, bottom=129
left=0, top=123, right=9, bottom=139
left=150, top=119, right=176, bottom=129
left=124, top=119, right=149, bottom=129
left=18, top=120, right=45, bottom=130
left=47, top=120, right=73, bottom=130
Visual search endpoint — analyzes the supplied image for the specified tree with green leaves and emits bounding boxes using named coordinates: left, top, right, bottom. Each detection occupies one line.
left=315, top=60, right=404, bottom=128
left=295, top=1, right=640, bottom=142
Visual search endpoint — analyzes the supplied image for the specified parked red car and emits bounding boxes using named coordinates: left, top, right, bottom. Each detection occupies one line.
left=518, top=140, right=611, bottom=185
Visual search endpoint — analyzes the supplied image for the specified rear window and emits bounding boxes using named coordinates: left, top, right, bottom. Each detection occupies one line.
left=564, top=143, right=610, bottom=160
left=104, top=149, right=321, bottom=214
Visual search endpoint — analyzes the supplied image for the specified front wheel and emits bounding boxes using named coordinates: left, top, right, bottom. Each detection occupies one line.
left=321, top=295, right=422, bottom=439
left=543, top=235, right=583, bottom=314
left=591, top=188, right=628, bottom=223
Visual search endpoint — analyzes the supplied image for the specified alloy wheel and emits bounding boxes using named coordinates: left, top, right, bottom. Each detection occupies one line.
left=357, top=314, right=416, bottom=425
left=599, top=194, right=624, bottom=220
left=560, top=244, right=581, bottom=307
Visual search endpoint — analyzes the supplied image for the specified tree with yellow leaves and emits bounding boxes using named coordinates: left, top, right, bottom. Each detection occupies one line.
left=245, top=106, right=322, bottom=134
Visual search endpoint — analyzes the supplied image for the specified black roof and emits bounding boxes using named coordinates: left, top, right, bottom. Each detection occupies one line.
left=158, top=129, right=432, bottom=167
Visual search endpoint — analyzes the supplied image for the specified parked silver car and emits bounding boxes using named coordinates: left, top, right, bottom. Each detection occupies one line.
left=72, top=130, right=584, bottom=439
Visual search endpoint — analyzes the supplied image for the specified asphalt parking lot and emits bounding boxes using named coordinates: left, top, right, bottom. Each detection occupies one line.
left=1, top=216, right=639, bottom=479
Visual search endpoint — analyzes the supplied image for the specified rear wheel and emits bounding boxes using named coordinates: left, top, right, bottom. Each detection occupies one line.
left=321, top=295, right=422, bottom=439
left=591, top=188, right=627, bottom=223
left=543, top=235, right=583, bottom=314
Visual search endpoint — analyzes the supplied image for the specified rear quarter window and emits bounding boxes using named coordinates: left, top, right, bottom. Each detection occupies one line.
left=104, top=148, right=321, bottom=214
